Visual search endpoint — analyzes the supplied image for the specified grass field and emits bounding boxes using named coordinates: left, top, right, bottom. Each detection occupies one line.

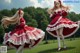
left=7, top=38, right=80, bottom=53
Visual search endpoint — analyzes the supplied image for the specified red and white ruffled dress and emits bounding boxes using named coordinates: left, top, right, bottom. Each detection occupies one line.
left=46, top=10, right=79, bottom=38
left=3, top=18, right=45, bottom=49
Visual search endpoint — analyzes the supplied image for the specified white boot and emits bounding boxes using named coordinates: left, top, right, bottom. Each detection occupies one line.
left=57, top=36, right=61, bottom=51
left=56, top=30, right=61, bottom=51
left=61, top=36, right=66, bottom=49
left=58, top=47, right=61, bottom=51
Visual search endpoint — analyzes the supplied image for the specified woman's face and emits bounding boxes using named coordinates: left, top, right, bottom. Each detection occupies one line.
left=18, top=11, right=24, bottom=17
left=55, top=1, right=60, bottom=8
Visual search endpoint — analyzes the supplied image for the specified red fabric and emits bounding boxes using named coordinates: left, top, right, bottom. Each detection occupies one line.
left=50, top=27, right=77, bottom=36
left=47, top=10, right=79, bottom=37
left=9, top=18, right=36, bottom=37
left=16, top=18, right=25, bottom=28
left=6, top=38, right=41, bottom=49
left=4, top=18, right=44, bottom=49
left=19, top=18, right=25, bottom=27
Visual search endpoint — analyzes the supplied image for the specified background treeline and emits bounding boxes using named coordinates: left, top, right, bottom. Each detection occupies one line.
left=0, top=7, right=80, bottom=44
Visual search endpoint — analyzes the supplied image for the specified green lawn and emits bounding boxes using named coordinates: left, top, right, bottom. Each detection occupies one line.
left=7, top=38, right=80, bottom=53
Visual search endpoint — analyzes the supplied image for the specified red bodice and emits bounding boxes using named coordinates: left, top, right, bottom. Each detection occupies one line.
left=16, top=18, right=26, bottom=28
left=51, top=10, right=67, bottom=19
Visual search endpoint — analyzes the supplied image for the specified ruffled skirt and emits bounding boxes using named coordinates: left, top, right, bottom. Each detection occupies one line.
left=3, top=25, right=45, bottom=49
left=46, top=16, right=79, bottom=38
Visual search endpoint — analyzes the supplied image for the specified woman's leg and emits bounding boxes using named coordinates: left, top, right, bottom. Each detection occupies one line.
left=29, top=40, right=35, bottom=48
left=56, top=30, right=61, bottom=50
left=16, top=44, right=24, bottom=53
left=59, top=28, right=66, bottom=49
left=20, top=48, right=23, bottom=53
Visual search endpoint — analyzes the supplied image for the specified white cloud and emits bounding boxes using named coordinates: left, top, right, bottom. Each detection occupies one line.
left=29, top=0, right=76, bottom=13
left=69, top=5, right=74, bottom=11
left=26, top=0, right=54, bottom=8
left=40, top=0, right=54, bottom=8
left=26, top=0, right=41, bottom=8
left=5, top=0, right=11, bottom=4
left=26, top=0, right=67, bottom=8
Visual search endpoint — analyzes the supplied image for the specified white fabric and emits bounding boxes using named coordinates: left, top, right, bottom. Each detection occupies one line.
left=47, top=24, right=79, bottom=31
left=46, top=17, right=79, bottom=38
left=3, top=28, right=45, bottom=45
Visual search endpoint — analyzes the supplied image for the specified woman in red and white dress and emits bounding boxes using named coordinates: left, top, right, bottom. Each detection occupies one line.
left=1, top=9, right=45, bottom=53
left=46, top=0, right=79, bottom=50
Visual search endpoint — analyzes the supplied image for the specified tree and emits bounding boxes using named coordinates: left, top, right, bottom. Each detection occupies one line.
left=40, top=12, right=49, bottom=44
left=67, top=12, right=79, bottom=21
left=24, top=12, right=32, bottom=22
left=11, top=8, right=17, bottom=15
left=0, top=25, right=5, bottom=44
left=0, top=12, right=3, bottom=23
left=1, top=9, right=13, bottom=16
left=27, top=19, right=38, bottom=27
left=24, top=12, right=38, bottom=27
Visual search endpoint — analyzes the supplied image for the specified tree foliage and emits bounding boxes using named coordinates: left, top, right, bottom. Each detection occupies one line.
left=0, top=7, right=80, bottom=43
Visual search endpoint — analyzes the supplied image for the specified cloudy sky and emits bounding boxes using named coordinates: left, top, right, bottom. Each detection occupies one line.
left=0, top=0, right=80, bottom=14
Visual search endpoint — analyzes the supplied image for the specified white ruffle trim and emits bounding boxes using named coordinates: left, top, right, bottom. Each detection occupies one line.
left=46, top=15, right=79, bottom=31
left=46, top=16, right=79, bottom=38
left=77, top=21, right=80, bottom=26
left=46, top=23, right=79, bottom=31
left=3, top=28, right=45, bottom=45
left=46, top=25, right=79, bottom=38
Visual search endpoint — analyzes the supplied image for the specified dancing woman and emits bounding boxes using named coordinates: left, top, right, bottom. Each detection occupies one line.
left=1, top=9, right=45, bottom=53
left=46, top=0, right=79, bottom=50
